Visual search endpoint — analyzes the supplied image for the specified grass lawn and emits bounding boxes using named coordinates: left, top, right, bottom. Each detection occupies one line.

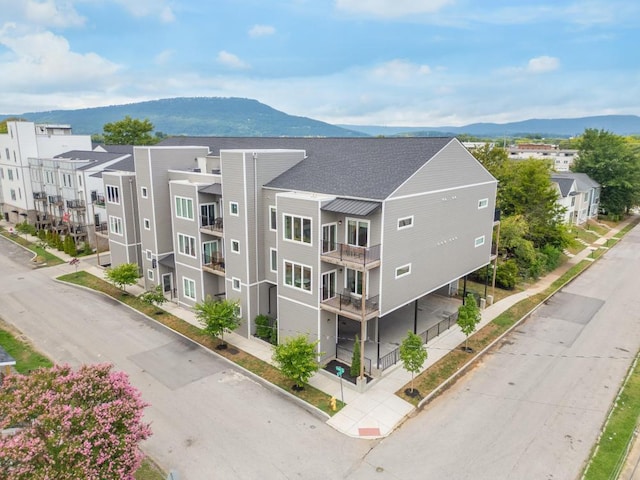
left=582, top=353, right=640, bottom=480
left=58, top=271, right=344, bottom=416
left=0, top=230, right=65, bottom=266
left=0, top=317, right=163, bottom=479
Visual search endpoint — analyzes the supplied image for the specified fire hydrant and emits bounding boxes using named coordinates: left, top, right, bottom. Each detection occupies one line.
left=330, top=396, right=337, bottom=411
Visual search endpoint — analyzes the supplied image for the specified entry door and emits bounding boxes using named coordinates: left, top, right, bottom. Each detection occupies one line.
left=346, top=219, right=369, bottom=247
left=162, top=273, right=172, bottom=294
left=321, top=271, right=336, bottom=300
left=203, top=240, right=220, bottom=263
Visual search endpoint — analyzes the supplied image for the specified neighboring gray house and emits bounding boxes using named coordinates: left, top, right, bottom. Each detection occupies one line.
left=103, top=137, right=498, bottom=369
left=551, top=172, right=600, bottom=225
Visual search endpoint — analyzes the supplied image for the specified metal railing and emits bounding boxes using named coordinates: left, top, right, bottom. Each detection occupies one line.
left=320, top=292, right=379, bottom=317
left=321, top=243, right=381, bottom=267
left=203, top=254, right=225, bottom=273
left=66, top=199, right=85, bottom=209
left=200, top=216, right=223, bottom=232
left=336, top=344, right=372, bottom=375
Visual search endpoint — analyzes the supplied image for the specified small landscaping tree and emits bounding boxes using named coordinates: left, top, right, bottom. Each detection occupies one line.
left=195, top=296, right=241, bottom=348
left=139, top=285, right=167, bottom=314
left=350, top=335, right=361, bottom=377
left=255, top=314, right=272, bottom=341
left=399, top=331, right=427, bottom=395
left=15, top=221, right=36, bottom=239
left=105, top=263, right=139, bottom=293
left=272, top=335, right=320, bottom=390
left=0, top=363, right=151, bottom=480
left=457, top=293, right=481, bottom=352
left=63, top=234, right=76, bottom=256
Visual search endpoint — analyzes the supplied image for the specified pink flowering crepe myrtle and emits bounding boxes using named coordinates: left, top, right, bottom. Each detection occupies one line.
left=0, top=363, right=152, bottom=480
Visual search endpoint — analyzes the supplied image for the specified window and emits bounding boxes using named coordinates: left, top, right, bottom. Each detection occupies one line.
left=346, top=268, right=363, bottom=295
left=0, top=168, right=3, bottom=179
left=175, top=196, right=194, bottom=220
left=183, top=277, right=196, bottom=300
left=147, top=269, right=154, bottom=281
left=347, top=218, right=369, bottom=247
left=200, top=203, right=216, bottom=227
left=322, top=224, right=337, bottom=253
left=106, top=185, right=120, bottom=204
left=397, top=216, right=413, bottom=230
left=78, top=175, right=82, bottom=187
left=475, top=235, right=485, bottom=247
left=230, top=239, right=240, bottom=253
left=62, top=173, right=71, bottom=187
left=4, top=148, right=8, bottom=160
left=321, top=271, right=336, bottom=301
left=10, top=189, right=16, bottom=201
left=145, top=249, right=152, bottom=261
left=178, top=233, right=196, bottom=257
left=203, top=241, right=220, bottom=264
left=7, top=169, right=13, bottom=181
left=144, top=218, right=151, bottom=230
left=269, top=206, right=277, bottom=231
left=284, top=260, right=312, bottom=292
left=232, top=277, right=241, bottom=291
left=395, top=264, right=411, bottom=278
left=15, top=169, right=19, bottom=180
left=230, top=201, right=239, bottom=216
left=270, top=248, right=277, bottom=272
left=478, top=198, right=489, bottom=209
left=141, top=187, right=148, bottom=198
left=109, top=215, right=123, bottom=235
left=283, top=214, right=311, bottom=244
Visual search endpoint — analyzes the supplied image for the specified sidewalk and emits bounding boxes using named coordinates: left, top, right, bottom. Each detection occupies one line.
left=2, top=217, right=636, bottom=440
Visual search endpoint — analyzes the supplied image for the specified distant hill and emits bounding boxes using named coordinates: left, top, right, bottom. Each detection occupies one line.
left=1, top=97, right=366, bottom=137
left=341, top=115, right=640, bottom=137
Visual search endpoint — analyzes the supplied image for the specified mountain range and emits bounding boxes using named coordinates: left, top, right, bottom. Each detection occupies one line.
left=2, top=97, right=639, bottom=138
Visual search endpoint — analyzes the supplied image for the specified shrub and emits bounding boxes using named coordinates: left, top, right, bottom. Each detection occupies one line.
left=495, top=259, right=519, bottom=289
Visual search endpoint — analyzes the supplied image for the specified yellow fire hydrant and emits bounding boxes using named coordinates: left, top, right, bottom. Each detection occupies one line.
left=330, top=396, right=337, bottom=411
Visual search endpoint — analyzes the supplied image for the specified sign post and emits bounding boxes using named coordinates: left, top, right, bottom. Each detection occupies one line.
left=335, top=366, right=345, bottom=405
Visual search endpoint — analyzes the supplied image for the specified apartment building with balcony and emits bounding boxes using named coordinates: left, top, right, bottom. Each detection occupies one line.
left=104, top=137, right=497, bottom=366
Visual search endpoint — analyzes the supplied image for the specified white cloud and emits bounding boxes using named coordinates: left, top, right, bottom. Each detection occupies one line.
left=0, top=0, right=85, bottom=28
left=526, top=56, right=560, bottom=73
left=249, top=24, right=276, bottom=38
left=154, top=49, right=174, bottom=65
left=0, top=28, right=121, bottom=92
left=369, top=59, right=431, bottom=83
left=217, top=51, right=250, bottom=70
left=335, top=0, right=454, bottom=17
left=113, top=0, right=175, bottom=22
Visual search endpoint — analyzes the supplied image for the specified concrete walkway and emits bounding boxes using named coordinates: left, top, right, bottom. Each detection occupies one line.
left=2, top=217, right=636, bottom=441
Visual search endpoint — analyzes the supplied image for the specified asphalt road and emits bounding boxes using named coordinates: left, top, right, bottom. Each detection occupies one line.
left=1, top=224, right=639, bottom=479
left=0, top=236, right=371, bottom=479
left=344, top=226, right=640, bottom=479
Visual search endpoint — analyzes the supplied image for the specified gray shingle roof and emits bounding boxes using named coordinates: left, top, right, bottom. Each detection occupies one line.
left=553, top=171, right=600, bottom=191
left=158, top=136, right=455, bottom=200
left=551, top=176, right=575, bottom=197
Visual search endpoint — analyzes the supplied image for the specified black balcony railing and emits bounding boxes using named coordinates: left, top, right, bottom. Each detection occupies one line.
left=320, top=291, right=379, bottom=318
left=33, top=191, right=47, bottom=200
left=48, top=195, right=63, bottom=205
left=201, top=216, right=223, bottom=232
left=203, top=254, right=225, bottom=273
left=66, top=199, right=86, bottom=209
left=95, top=222, right=108, bottom=234
left=321, top=243, right=381, bottom=267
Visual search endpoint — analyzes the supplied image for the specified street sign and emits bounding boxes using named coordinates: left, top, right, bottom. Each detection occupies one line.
left=335, top=366, right=345, bottom=377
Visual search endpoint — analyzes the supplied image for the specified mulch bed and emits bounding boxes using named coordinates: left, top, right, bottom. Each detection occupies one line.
left=324, top=359, right=372, bottom=384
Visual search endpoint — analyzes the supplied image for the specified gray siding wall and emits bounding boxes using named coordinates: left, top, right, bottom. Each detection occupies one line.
left=380, top=181, right=497, bottom=315
left=390, top=140, right=495, bottom=199
left=103, top=172, right=140, bottom=268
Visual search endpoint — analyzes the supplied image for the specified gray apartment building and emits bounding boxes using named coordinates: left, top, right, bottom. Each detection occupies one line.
left=103, top=137, right=498, bottom=367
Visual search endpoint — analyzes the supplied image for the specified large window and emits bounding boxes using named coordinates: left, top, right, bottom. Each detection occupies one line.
left=283, top=214, right=311, bottom=244
left=322, top=224, right=336, bottom=253
left=203, top=241, right=220, bottom=264
left=347, top=218, right=369, bottom=247
left=106, top=185, right=120, bottom=204
left=284, top=261, right=312, bottom=292
left=175, top=196, right=194, bottom=220
left=183, top=277, right=196, bottom=300
left=200, top=203, right=216, bottom=227
left=346, top=268, right=363, bottom=295
left=321, top=271, right=336, bottom=301
left=178, top=233, right=196, bottom=257
left=109, top=215, right=122, bottom=235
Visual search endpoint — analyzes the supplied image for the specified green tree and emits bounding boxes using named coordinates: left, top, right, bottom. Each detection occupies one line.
left=573, top=129, right=640, bottom=217
left=350, top=335, right=361, bottom=377
left=139, top=285, right=167, bottom=313
left=102, top=116, right=157, bottom=145
left=399, top=331, right=427, bottom=395
left=63, top=234, right=76, bottom=256
left=195, top=296, right=240, bottom=347
left=272, top=335, right=320, bottom=390
left=457, top=294, right=481, bottom=351
left=15, top=221, right=36, bottom=239
left=469, top=143, right=509, bottom=181
left=105, top=263, right=139, bottom=293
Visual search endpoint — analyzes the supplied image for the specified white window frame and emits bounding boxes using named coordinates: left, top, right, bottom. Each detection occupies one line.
left=177, top=233, right=197, bottom=257
left=270, top=248, right=277, bottom=273
left=141, top=186, right=148, bottom=198
left=269, top=205, right=277, bottom=231
left=346, top=217, right=370, bottom=247
left=232, top=277, right=241, bottom=292
left=183, top=277, right=196, bottom=300
left=145, top=249, right=152, bottom=261
left=345, top=268, right=369, bottom=296
left=108, top=215, right=123, bottom=235
left=106, top=185, right=120, bottom=204
left=395, top=264, right=412, bottom=279
left=283, top=260, right=312, bottom=293
left=175, top=196, right=194, bottom=220
left=321, top=270, right=337, bottom=301
left=7, top=169, right=13, bottom=181
left=322, top=223, right=337, bottom=253
left=397, top=216, right=414, bottom=230
left=144, top=218, right=151, bottom=230
left=478, top=198, right=489, bottom=209
left=283, top=214, right=312, bottom=245
left=230, top=239, right=240, bottom=254
left=147, top=269, right=154, bottom=281
left=475, top=235, right=485, bottom=247
left=229, top=201, right=239, bottom=216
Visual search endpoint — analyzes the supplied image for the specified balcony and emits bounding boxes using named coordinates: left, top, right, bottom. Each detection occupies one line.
left=200, top=217, right=223, bottom=237
left=66, top=199, right=86, bottom=209
left=321, top=243, right=381, bottom=270
left=69, top=225, right=87, bottom=237
left=202, top=254, right=225, bottom=276
left=95, top=222, right=108, bottom=237
left=33, top=191, right=47, bottom=201
left=48, top=195, right=63, bottom=205
left=320, top=292, right=380, bottom=322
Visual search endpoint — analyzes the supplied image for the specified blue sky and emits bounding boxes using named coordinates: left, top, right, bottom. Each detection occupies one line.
left=0, top=0, right=638, bottom=126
